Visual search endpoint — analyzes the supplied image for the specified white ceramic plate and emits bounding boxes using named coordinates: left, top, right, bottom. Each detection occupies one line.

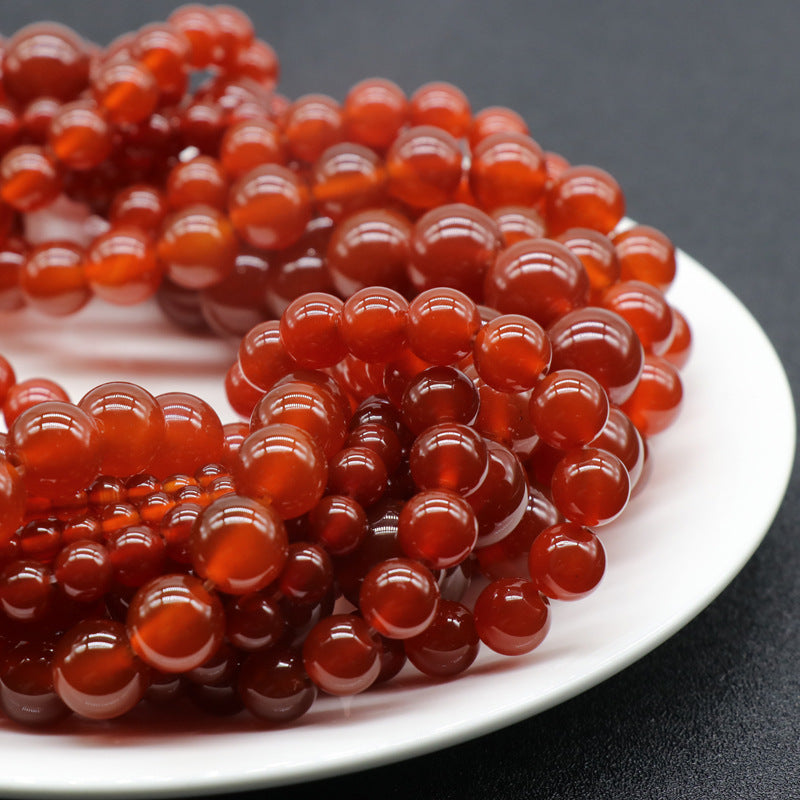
left=0, top=246, right=794, bottom=798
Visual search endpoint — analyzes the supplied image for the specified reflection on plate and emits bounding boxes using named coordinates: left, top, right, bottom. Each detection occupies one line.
left=0, top=247, right=794, bottom=799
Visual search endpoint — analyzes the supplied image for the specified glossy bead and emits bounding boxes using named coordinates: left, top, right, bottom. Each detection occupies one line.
left=491, top=205, right=546, bottom=246
left=167, top=5, right=217, bottom=68
left=473, top=578, right=550, bottom=656
left=484, top=237, right=590, bottom=328
left=409, top=81, right=471, bottom=138
left=99, top=502, right=141, bottom=538
left=468, top=106, right=529, bottom=150
left=612, top=224, right=677, bottom=291
left=226, top=590, right=286, bottom=652
left=54, top=540, right=112, bottom=603
left=157, top=204, right=238, bottom=290
left=229, top=164, right=311, bottom=251
left=476, top=486, right=561, bottom=580
left=252, top=380, right=347, bottom=460
left=547, top=165, right=625, bottom=235
left=78, top=381, right=164, bottom=477
left=360, top=557, right=439, bottom=639
left=238, top=320, right=297, bottom=391
left=130, top=22, right=190, bottom=101
left=177, top=97, right=226, bottom=155
left=109, top=184, right=168, bottom=232
left=326, top=207, right=411, bottom=296
left=19, top=241, right=89, bottom=316
left=0, top=237, right=27, bottom=312
left=621, top=353, right=683, bottom=436
left=221, top=421, right=249, bottom=471
left=278, top=543, right=333, bottom=606
left=279, top=292, right=347, bottom=369
left=106, top=525, right=165, bottom=588
left=127, top=573, right=225, bottom=673
left=2, top=23, right=90, bottom=104
left=386, top=125, right=463, bottom=209
left=399, top=489, right=478, bottom=569
left=0, top=458, right=24, bottom=546
left=302, top=613, right=380, bottom=696
left=340, top=287, right=408, bottom=363
left=327, top=446, right=388, bottom=507
left=401, top=366, right=480, bottom=435
left=8, top=401, right=100, bottom=500
left=601, top=279, right=674, bottom=355
left=52, top=619, right=147, bottom=719
left=663, top=307, right=692, bottom=369
left=233, top=424, right=327, bottom=519
left=93, top=60, right=158, bottom=125
left=344, top=77, right=408, bottom=152
left=404, top=600, right=480, bottom=678
left=548, top=307, right=644, bottom=405
left=311, top=143, right=386, bottom=222
left=149, top=392, right=224, bottom=479
left=159, top=501, right=202, bottom=564
left=191, top=494, right=288, bottom=595
left=307, top=494, right=368, bottom=556
left=530, top=369, right=609, bottom=450
left=555, top=227, right=621, bottom=300
left=0, top=641, right=69, bottom=726
left=473, top=313, right=551, bottom=392
left=550, top=447, right=630, bottom=526
left=48, top=100, right=111, bottom=171
left=466, top=440, right=529, bottom=548
left=283, top=93, right=343, bottom=163
left=225, top=361, right=263, bottom=418
left=409, top=203, right=500, bottom=299
left=238, top=647, right=316, bottom=723
left=85, top=226, right=163, bottom=305
left=0, top=560, right=53, bottom=622
left=529, top=522, right=605, bottom=600
left=230, top=37, right=279, bottom=87
left=409, top=422, right=488, bottom=495
left=590, top=406, right=645, bottom=489
left=407, top=288, right=481, bottom=366
left=210, top=5, right=255, bottom=66
left=346, top=422, right=403, bottom=473
left=0, top=145, right=61, bottom=212
left=219, top=118, right=285, bottom=178
left=166, top=156, right=227, bottom=211
left=469, top=132, right=547, bottom=210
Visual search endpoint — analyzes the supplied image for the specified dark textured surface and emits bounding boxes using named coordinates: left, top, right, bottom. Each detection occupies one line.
left=3, top=2, right=798, bottom=798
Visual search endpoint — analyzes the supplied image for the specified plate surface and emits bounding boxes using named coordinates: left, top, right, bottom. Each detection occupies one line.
left=0, top=247, right=794, bottom=798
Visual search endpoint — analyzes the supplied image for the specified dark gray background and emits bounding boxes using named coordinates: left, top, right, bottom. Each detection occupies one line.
left=3, top=2, right=798, bottom=798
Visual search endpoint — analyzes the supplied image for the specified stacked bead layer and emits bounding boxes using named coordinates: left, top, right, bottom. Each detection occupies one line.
left=0, top=5, right=690, bottom=729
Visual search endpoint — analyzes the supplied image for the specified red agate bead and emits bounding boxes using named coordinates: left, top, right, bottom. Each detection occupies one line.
left=127, top=573, right=225, bottom=673
left=473, top=314, right=551, bottom=392
left=327, top=446, right=388, bottom=508
left=238, top=319, right=297, bottom=391
left=191, top=494, right=288, bottom=595
left=491, top=205, right=546, bottom=246
left=107, top=525, right=166, bottom=588
left=307, top=494, right=368, bottom=556
left=284, top=94, right=344, bottom=164
left=0, top=460, right=24, bottom=546
left=407, top=287, right=481, bottom=366
left=219, top=118, right=285, bottom=178
left=0, top=560, right=53, bottom=622
left=547, top=165, right=626, bottom=235
left=550, top=447, right=630, bottom=527
left=48, top=100, right=112, bottom=171
left=409, top=422, right=488, bottom=495
left=468, top=106, right=529, bottom=149
left=473, top=578, right=550, bottom=656
left=0, top=145, right=61, bottom=212
left=109, top=184, right=168, bottom=231
left=612, top=224, right=677, bottom=291
left=590, top=406, right=645, bottom=489
left=663, top=307, right=692, bottom=369
left=343, top=77, right=408, bottom=152
left=359, top=557, right=440, bottom=639
left=52, top=619, right=147, bottom=720
left=555, top=227, right=621, bottom=300
left=340, top=287, right=409, bottom=362
left=484, top=237, right=590, bottom=328
left=279, top=292, right=347, bottom=369
left=0, top=641, right=69, bottom=726
left=409, top=81, right=471, bottom=138
left=621, top=354, right=684, bottom=436
left=93, top=60, right=159, bottom=125
left=225, top=591, right=286, bottom=652
left=130, top=22, right=190, bottom=101
left=401, top=366, right=480, bottom=435
left=404, top=600, right=480, bottom=678
left=233, top=424, right=327, bottom=519
left=528, top=522, right=606, bottom=601
left=601, top=279, right=674, bottom=355
left=19, top=241, right=88, bottom=316
left=54, top=540, right=112, bottom=603
left=166, top=156, right=228, bottom=211
left=278, top=543, right=333, bottom=606
left=302, top=613, right=380, bottom=696
left=229, top=164, right=312, bottom=251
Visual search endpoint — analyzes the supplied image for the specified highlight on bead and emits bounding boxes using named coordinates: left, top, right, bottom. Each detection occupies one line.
left=0, top=3, right=692, bottom=733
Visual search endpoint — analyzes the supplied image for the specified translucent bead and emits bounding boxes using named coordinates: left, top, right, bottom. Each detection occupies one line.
left=233, top=424, right=327, bottom=519
left=53, top=540, right=112, bottom=603
left=468, top=106, right=529, bottom=150
left=473, top=578, right=549, bottom=655
left=340, top=286, right=409, bottom=363
left=229, top=164, right=312, bottom=250
left=85, top=226, right=163, bottom=305
left=191, top=494, right=288, bottom=595
left=209, top=5, right=255, bottom=67
left=157, top=204, right=238, bottom=290
left=126, top=573, right=225, bottom=673
left=0, top=560, right=53, bottom=622
left=307, top=494, right=368, bottom=556
left=52, top=619, right=147, bottom=719
left=326, top=207, right=411, bottom=296
left=278, top=543, right=333, bottom=606
left=0, top=145, right=61, bottom=212
left=590, top=406, right=645, bottom=490
left=48, top=100, right=112, bottom=171
left=546, top=165, right=626, bottom=236
left=279, top=292, right=347, bottom=369
left=490, top=205, right=546, bottom=246
left=230, top=38, right=280, bottom=88
left=109, top=184, right=167, bottom=231
left=8, top=401, right=101, bottom=500
left=92, top=60, right=159, bottom=125
left=284, top=94, right=344, bottom=164
left=407, top=287, right=481, bottom=366
left=408, top=203, right=500, bottom=299
left=219, top=118, right=285, bottom=178
left=409, top=81, right=471, bottom=138
left=343, top=77, right=408, bottom=152
left=620, top=353, right=683, bottom=436
left=346, top=422, right=403, bottom=473
left=238, top=319, right=297, bottom=391
left=0, top=459, right=25, bottom=546
left=0, top=641, right=69, bottom=726
left=612, top=224, right=677, bottom=291
left=2, top=23, right=90, bottom=104
left=484, top=237, right=590, bottom=328
left=663, top=307, right=692, bottom=369
left=328, top=446, right=388, bottom=507
left=601, top=279, right=674, bottom=355
left=225, top=590, right=286, bottom=652
left=19, top=241, right=88, bottom=316
left=107, top=525, right=166, bottom=588
left=469, top=132, right=547, bottom=210
left=387, top=125, right=463, bottom=209
left=3, top=377, right=69, bottom=428
left=555, top=227, right=621, bottom=301
left=404, top=600, right=480, bottom=678
left=400, top=366, right=480, bottom=435
left=409, top=422, right=488, bottom=494
left=168, top=4, right=218, bottom=68
left=0, top=237, right=26, bottom=312
left=130, top=22, right=190, bottom=101
left=311, top=143, right=386, bottom=222
left=166, top=156, right=228, bottom=211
